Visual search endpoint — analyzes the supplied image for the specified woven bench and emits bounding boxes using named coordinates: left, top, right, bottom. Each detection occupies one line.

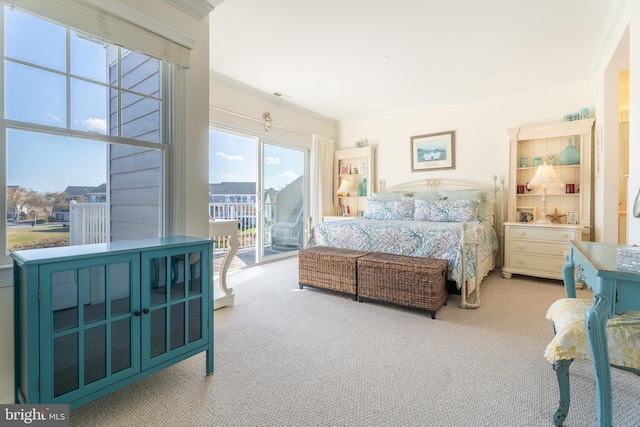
left=357, top=253, right=448, bottom=319
left=298, top=246, right=371, bottom=300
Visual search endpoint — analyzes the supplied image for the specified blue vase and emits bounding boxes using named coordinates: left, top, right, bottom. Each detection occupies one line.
left=559, top=138, right=580, bottom=165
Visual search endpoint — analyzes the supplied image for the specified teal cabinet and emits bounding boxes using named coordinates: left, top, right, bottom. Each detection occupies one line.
left=11, top=236, right=214, bottom=409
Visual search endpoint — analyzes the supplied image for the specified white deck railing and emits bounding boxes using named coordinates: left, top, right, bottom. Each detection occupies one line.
left=209, top=202, right=262, bottom=249
left=68, top=201, right=260, bottom=249
left=69, top=202, right=107, bottom=246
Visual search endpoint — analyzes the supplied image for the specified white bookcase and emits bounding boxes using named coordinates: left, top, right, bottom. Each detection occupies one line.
left=333, top=146, right=375, bottom=218
left=507, top=119, right=594, bottom=242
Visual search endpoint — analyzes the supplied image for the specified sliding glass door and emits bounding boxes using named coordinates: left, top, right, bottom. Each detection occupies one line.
left=209, top=129, right=308, bottom=266
left=259, top=141, right=305, bottom=262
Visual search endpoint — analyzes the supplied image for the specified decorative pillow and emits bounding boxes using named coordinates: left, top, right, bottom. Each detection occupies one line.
left=364, top=199, right=414, bottom=220
left=440, top=190, right=493, bottom=223
left=413, top=199, right=480, bottom=222
left=370, top=192, right=402, bottom=201
left=401, top=192, right=442, bottom=201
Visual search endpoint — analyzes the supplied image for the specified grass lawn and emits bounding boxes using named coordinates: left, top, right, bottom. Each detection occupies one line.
left=7, top=224, right=70, bottom=252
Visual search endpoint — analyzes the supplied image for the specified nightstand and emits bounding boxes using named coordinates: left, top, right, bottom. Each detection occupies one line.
left=502, top=222, right=583, bottom=280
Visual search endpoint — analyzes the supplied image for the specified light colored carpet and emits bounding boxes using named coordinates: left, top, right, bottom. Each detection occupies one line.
left=70, top=257, right=640, bottom=426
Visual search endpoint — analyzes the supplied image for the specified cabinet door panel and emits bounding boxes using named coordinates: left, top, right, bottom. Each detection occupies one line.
left=84, top=325, right=106, bottom=385
left=41, top=253, right=140, bottom=403
left=53, top=332, right=79, bottom=398
left=141, top=244, right=210, bottom=370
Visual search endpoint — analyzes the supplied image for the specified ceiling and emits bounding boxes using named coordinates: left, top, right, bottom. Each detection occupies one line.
left=209, top=0, right=622, bottom=122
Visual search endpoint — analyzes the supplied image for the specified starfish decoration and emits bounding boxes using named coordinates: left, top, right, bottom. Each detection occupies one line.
left=547, top=208, right=566, bottom=223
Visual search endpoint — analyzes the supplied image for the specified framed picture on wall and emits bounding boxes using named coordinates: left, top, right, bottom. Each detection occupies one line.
left=410, top=130, right=455, bottom=172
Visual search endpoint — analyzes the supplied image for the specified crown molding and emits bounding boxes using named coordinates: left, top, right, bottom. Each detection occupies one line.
left=209, top=71, right=337, bottom=126
left=163, top=0, right=223, bottom=20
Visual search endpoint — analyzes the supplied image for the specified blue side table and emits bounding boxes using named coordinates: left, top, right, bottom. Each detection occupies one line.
left=562, top=241, right=640, bottom=427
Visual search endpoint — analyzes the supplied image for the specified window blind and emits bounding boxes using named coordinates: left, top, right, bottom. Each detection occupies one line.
left=5, top=0, right=192, bottom=67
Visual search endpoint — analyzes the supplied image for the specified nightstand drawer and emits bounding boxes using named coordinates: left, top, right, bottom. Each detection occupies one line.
left=509, top=240, right=569, bottom=256
left=506, top=252, right=565, bottom=274
left=508, top=227, right=577, bottom=242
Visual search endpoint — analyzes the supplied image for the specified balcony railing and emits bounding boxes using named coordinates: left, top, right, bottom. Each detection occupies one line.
left=68, top=201, right=261, bottom=250
left=209, top=202, right=259, bottom=250
left=69, top=201, right=107, bottom=245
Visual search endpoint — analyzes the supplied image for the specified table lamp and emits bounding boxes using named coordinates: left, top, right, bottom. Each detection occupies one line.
left=527, top=162, right=562, bottom=224
left=337, top=179, right=350, bottom=197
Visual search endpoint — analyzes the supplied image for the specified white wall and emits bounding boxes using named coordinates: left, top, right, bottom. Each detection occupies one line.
left=593, top=0, right=639, bottom=245
left=0, top=0, right=211, bottom=405
left=338, top=80, right=594, bottom=192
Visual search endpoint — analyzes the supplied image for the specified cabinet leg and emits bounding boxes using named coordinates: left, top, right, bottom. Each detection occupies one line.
left=502, top=271, right=512, bottom=279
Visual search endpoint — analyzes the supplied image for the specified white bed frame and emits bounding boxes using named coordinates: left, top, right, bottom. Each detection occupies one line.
left=377, top=175, right=505, bottom=308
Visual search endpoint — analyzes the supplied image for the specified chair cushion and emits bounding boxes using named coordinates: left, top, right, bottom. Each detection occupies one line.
left=544, top=298, right=640, bottom=369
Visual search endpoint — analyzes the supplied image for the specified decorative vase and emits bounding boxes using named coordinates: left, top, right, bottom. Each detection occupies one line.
left=362, top=178, right=367, bottom=196
left=559, top=138, right=580, bottom=165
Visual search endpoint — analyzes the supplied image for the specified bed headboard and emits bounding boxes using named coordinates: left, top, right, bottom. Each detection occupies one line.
left=377, top=175, right=506, bottom=267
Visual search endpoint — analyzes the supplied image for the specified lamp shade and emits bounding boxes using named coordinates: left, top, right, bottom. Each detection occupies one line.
left=337, top=179, right=350, bottom=197
left=528, top=162, right=562, bottom=187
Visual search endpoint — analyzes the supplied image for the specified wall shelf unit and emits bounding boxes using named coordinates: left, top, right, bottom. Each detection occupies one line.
left=333, top=146, right=375, bottom=218
left=507, top=118, right=594, bottom=241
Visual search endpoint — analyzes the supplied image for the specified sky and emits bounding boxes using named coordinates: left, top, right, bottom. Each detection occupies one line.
left=5, top=6, right=304, bottom=195
left=208, top=130, right=304, bottom=191
left=5, top=6, right=107, bottom=193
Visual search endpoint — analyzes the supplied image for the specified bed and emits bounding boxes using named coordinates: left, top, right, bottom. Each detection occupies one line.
left=307, top=176, right=504, bottom=308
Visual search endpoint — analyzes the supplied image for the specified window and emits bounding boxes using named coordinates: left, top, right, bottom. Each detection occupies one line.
left=2, top=6, right=168, bottom=256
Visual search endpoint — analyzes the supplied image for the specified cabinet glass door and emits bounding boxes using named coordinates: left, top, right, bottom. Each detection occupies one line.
left=40, top=253, right=140, bottom=403
left=141, top=245, right=209, bottom=370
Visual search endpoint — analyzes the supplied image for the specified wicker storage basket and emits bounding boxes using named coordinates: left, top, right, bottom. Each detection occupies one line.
left=357, top=253, right=448, bottom=319
left=298, top=246, right=371, bottom=299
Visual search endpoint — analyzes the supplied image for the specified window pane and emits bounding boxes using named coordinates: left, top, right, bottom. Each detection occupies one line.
left=71, top=78, right=108, bottom=134
left=6, top=129, right=107, bottom=252
left=5, top=61, right=66, bottom=127
left=121, top=92, right=161, bottom=142
left=121, top=50, right=160, bottom=96
left=4, top=7, right=66, bottom=72
left=3, top=7, right=166, bottom=256
left=70, top=32, right=110, bottom=83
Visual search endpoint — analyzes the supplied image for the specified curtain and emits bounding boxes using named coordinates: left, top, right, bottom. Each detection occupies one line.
left=310, top=135, right=335, bottom=228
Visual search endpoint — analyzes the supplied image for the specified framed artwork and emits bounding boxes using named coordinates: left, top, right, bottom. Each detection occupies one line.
left=411, top=130, right=455, bottom=172
left=517, top=207, right=536, bottom=223
left=340, top=164, right=351, bottom=175
left=359, top=160, right=368, bottom=175
left=567, top=211, right=579, bottom=225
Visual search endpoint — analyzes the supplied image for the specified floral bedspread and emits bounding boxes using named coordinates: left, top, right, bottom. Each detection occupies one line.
left=307, top=219, right=498, bottom=287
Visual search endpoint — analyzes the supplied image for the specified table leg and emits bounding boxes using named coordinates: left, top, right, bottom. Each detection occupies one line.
left=552, top=359, right=573, bottom=426
left=218, top=231, right=239, bottom=296
left=562, top=256, right=577, bottom=298
left=586, top=293, right=613, bottom=427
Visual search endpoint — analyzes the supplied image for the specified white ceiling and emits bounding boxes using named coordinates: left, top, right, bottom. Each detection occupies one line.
left=210, top=0, right=622, bottom=122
